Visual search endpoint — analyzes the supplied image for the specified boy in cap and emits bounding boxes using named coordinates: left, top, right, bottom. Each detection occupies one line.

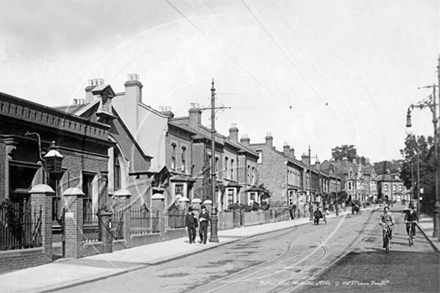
left=199, top=205, right=210, bottom=244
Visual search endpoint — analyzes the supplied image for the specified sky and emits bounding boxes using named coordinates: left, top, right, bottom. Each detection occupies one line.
left=0, top=0, right=439, bottom=164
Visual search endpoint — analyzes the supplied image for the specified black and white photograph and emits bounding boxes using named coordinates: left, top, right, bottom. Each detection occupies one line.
left=0, top=0, right=439, bottom=292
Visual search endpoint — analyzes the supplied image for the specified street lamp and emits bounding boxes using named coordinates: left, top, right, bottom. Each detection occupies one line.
left=405, top=127, right=421, bottom=217
left=406, top=87, right=439, bottom=238
left=25, top=132, right=64, bottom=184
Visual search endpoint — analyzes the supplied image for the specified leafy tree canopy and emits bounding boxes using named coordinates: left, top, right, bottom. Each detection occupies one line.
left=258, top=183, right=272, bottom=200
left=399, top=135, right=435, bottom=198
left=332, top=144, right=359, bottom=162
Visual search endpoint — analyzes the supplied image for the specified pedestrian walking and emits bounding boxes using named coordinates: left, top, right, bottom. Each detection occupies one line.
left=199, top=205, right=210, bottom=244
left=185, top=206, right=197, bottom=244
left=313, top=208, right=322, bottom=225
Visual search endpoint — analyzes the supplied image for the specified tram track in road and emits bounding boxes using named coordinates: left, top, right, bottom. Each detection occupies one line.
left=189, top=210, right=378, bottom=293
left=281, top=215, right=381, bottom=293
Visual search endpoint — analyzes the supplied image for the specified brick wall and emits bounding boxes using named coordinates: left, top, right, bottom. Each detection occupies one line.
left=0, top=248, right=49, bottom=275
left=255, top=145, right=287, bottom=205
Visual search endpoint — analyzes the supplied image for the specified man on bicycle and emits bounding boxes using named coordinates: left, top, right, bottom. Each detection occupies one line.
left=404, top=204, right=418, bottom=240
left=379, top=206, right=395, bottom=243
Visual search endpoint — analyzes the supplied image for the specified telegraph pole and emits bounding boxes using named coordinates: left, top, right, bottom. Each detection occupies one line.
left=209, top=79, right=219, bottom=243
left=309, top=146, right=312, bottom=201
left=437, top=56, right=440, bottom=241
left=201, top=79, right=230, bottom=243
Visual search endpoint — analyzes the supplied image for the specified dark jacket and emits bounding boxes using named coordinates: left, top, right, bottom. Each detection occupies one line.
left=199, top=210, right=210, bottom=227
left=404, top=210, right=418, bottom=222
left=314, top=209, right=322, bottom=218
left=185, top=212, right=197, bottom=228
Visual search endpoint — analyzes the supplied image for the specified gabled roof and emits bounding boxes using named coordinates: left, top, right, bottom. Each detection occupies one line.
left=56, top=98, right=152, bottom=160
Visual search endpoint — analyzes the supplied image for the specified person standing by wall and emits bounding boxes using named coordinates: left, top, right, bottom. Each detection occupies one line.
left=199, top=205, right=210, bottom=244
left=289, top=204, right=295, bottom=220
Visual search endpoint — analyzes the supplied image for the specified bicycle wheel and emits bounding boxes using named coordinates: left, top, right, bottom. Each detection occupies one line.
left=383, top=234, right=389, bottom=253
left=408, top=226, right=413, bottom=247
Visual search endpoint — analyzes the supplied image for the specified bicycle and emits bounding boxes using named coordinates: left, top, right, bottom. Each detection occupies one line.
left=406, top=221, right=416, bottom=247
left=382, top=224, right=392, bottom=253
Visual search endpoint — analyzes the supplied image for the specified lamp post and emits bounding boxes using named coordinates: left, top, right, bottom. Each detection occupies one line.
left=405, top=129, right=421, bottom=216
left=336, top=171, right=340, bottom=216
left=406, top=82, right=439, bottom=238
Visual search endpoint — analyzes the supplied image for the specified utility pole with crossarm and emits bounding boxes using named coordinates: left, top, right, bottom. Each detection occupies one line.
left=199, top=79, right=230, bottom=243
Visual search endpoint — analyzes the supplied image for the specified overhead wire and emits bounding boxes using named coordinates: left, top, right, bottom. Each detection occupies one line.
left=241, top=0, right=327, bottom=106
left=164, top=0, right=316, bottom=134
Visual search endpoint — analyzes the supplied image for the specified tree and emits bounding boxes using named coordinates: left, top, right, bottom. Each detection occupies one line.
left=331, top=145, right=357, bottom=161
left=258, top=183, right=272, bottom=201
left=400, top=134, right=435, bottom=206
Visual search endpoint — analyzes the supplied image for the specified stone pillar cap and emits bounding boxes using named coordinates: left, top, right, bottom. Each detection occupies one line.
left=62, top=187, right=85, bottom=196
left=152, top=193, right=165, bottom=200
left=178, top=196, right=190, bottom=202
left=113, top=189, right=132, bottom=198
left=29, top=184, right=55, bottom=194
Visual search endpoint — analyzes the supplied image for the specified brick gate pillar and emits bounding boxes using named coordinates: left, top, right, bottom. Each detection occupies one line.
left=151, top=193, right=165, bottom=233
left=29, top=184, right=54, bottom=261
left=62, top=187, right=84, bottom=259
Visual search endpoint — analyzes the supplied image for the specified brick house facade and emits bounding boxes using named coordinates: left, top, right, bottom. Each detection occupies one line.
left=243, top=134, right=305, bottom=207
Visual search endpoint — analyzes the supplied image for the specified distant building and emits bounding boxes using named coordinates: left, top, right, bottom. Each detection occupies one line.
left=245, top=134, right=305, bottom=206
left=376, top=169, right=411, bottom=203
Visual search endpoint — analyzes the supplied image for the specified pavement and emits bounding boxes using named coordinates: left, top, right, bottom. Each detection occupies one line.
left=1, top=205, right=438, bottom=293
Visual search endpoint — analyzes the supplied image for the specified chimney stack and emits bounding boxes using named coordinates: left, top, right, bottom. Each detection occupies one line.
left=315, top=157, right=320, bottom=171
left=160, top=106, right=174, bottom=120
left=229, top=123, right=239, bottom=142
left=283, top=142, right=290, bottom=156
left=189, top=103, right=202, bottom=130
left=265, top=132, right=273, bottom=148
left=240, top=134, right=250, bottom=146
left=85, top=78, right=106, bottom=103
left=124, top=74, right=143, bottom=104
left=289, top=148, right=295, bottom=159
left=301, top=153, right=310, bottom=166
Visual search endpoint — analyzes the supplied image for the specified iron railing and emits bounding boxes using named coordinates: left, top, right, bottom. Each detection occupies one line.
left=0, top=198, right=42, bottom=250
left=130, top=206, right=159, bottom=234
left=82, top=206, right=99, bottom=243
